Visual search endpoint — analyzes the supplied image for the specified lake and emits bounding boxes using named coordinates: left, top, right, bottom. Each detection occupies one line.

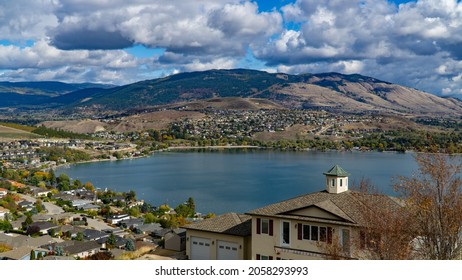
left=56, top=149, right=420, bottom=214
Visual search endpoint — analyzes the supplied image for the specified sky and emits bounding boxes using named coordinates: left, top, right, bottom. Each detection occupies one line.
left=1, top=0, right=462, bottom=96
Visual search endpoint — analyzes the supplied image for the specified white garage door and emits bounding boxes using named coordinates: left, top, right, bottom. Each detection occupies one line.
left=190, top=237, right=211, bottom=260
left=217, top=240, right=239, bottom=260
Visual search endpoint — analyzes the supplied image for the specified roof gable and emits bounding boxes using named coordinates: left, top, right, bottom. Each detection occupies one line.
left=284, top=200, right=354, bottom=222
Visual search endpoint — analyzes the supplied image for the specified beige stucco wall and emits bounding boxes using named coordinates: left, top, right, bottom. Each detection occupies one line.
left=251, top=216, right=359, bottom=260
left=185, top=229, right=251, bottom=260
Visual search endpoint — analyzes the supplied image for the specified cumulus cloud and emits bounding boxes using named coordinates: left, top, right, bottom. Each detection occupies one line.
left=254, top=0, right=462, bottom=95
left=0, top=40, right=140, bottom=83
left=1, top=0, right=462, bottom=96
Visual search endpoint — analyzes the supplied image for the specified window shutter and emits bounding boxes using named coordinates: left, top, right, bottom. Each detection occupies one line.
left=256, top=254, right=260, bottom=260
left=359, top=231, right=366, bottom=249
left=256, top=218, right=261, bottom=234
left=327, top=227, right=333, bottom=244
left=297, top=223, right=302, bottom=240
left=269, top=219, right=273, bottom=236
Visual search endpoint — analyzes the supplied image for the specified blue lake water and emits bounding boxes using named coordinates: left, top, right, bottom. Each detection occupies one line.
left=56, top=150, right=419, bottom=214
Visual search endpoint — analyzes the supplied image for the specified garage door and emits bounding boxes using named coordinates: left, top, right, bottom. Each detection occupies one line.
left=217, top=240, right=239, bottom=260
left=190, top=237, right=211, bottom=260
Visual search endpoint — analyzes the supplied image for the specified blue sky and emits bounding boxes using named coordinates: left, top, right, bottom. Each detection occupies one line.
left=0, top=0, right=461, bottom=96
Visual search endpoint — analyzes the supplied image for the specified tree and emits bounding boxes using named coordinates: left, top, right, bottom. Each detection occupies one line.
left=186, top=197, right=195, bottom=213
left=350, top=179, right=415, bottom=260
left=0, top=219, right=12, bottom=232
left=30, top=250, right=35, bottom=260
left=125, top=239, right=136, bottom=251
left=22, top=213, right=33, bottom=230
left=144, top=213, right=156, bottom=224
left=395, top=153, right=462, bottom=260
left=55, top=246, right=64, bottom=256
left=107, top=233, right=116, bottom=248
left=125, top=190, right=136, bottom=202
left=86, top=251, right=113, bottom=260
left=75, top=232, right=84, bottom=241
left=35, top=198, right=43, bottom=213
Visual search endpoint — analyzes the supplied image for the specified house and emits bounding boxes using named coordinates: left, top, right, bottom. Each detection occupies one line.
left=62, top=240, right=101, bottom=258
left=71, top=199, right=94, bottom=208
left=0, top=206, right=10, bottom=220
left=79, top=203, right=100, bottom=211
left=134, top=223, right=163, bottom=235
left=29, top=186, right=51, bottom=197
left=83, top=229, right=109, bottom=241
left=18, top=200, right=34, bottom=211
left=0, top=187, right=7, bottom=198
left=120, top=218, right=144, bottom=229
left=0, top=233, right=54, bottom=249
left=107, top=214, right=130, bottom=225
left=246, top=165, right=402, bottom=260
left=165, top=228, right=186, bottom=252
left=0, top=246, right=48, bottom=260
left=28, top=221, right=59, bottom=235
left=183, top=212, right=252, bottom=260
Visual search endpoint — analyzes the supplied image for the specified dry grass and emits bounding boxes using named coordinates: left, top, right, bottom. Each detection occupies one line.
left=0, top=125, right=40, bottom=139
left=115, top=246, right=154, bottom=260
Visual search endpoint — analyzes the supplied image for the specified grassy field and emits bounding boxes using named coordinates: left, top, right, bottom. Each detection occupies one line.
left=0, top=124, right=40, bottom=139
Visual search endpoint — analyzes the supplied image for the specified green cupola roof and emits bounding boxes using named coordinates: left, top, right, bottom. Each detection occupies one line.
left=323, top=165, right=350, bottom=177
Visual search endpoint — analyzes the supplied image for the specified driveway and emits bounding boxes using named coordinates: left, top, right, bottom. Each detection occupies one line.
left=86, top=217, right=113, bottom=231
left=43, top=202, right=64, bottom=215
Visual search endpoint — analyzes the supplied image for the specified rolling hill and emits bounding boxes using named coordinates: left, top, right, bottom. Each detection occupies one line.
left=2, top=69, right=462, bottom=118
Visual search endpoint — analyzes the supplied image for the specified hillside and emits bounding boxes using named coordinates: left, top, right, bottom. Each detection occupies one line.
left=0, top=81, right=114, bottom=107
left=69, top=69, right=462, bottom=117
left=1, top=70, right=461, bottom=118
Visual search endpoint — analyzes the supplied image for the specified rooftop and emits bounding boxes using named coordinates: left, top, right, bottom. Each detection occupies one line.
left=246, top=190, right=402, bottom=227
left=323, top=165, right=350, bottom=177
left=182, top=212, right=251, bottom=237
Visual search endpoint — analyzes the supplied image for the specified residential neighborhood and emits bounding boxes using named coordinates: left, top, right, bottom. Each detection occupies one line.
left=0, top=174, right=190, bottom=260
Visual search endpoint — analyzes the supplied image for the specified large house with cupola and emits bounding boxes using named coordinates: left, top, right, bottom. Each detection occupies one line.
left=183, top=165, right=402, bottom=260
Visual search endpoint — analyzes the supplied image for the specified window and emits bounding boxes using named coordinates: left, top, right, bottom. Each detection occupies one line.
left=320, top=227, right=327, bottom=242
left=257, top=218, right=273, bottom=235
left=282, top=221, right=290, bottom=245
left=340, top=179, right=343, bottom=187
left=299, top=224, right=332, bottom=244
left=261, top=219, right=269, bottom=234
left=311, top=226, right=318, bottom=241
left=302, top=225, right=310, bottom=240
left=331, top=179, right=335, bottom=187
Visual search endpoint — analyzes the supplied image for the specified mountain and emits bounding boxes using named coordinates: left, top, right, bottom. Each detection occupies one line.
left=2, top=70, right=462, bottom=118
left=0, top=81, right=114, bottom=107
left=69, top=69, right=462, bottom=117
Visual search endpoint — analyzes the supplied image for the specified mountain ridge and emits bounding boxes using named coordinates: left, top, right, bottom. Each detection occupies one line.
left=1, top=69, right=461, bottom=118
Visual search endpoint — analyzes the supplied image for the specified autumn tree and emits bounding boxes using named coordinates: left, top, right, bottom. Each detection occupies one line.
left=351, top=179, right=415, bottom=260
left=395, top=153, right=462, bottom=260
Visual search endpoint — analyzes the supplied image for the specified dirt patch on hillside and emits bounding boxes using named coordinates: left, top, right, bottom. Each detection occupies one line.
left=40, top=120, right=108, bottom=134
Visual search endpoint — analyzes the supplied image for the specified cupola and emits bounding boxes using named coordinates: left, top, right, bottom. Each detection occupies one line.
left=323, top=165, right=350, bottom=194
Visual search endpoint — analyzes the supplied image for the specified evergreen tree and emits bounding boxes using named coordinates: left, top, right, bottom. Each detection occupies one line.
left=29, top=250, right=35, bottom=260
left=125, top=239, right=136, bottom=251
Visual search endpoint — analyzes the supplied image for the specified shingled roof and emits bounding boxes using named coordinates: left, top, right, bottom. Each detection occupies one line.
left=323, top=165, right=350, bottom=177
left=246, top=190, right=402, bottom=227
left=182, top=212, right=251, bottom=237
